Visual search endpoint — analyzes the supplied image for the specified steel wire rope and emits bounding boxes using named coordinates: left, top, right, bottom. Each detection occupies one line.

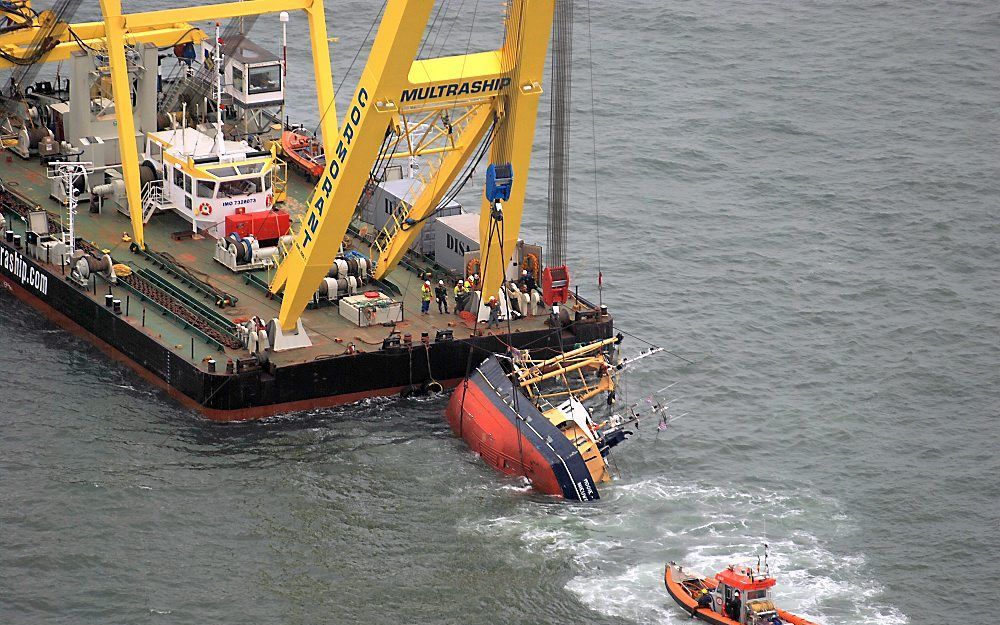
left=311, top=0, right=387, bottom=139
left=584, top=0, right=603, bottom=306
left=417, top=0, right=449, bottom=59
left=430, top=0, right=468, bottom=59
left=398, top=120, right=495, bottom=232
left=402, top=0, right=482, bottom=241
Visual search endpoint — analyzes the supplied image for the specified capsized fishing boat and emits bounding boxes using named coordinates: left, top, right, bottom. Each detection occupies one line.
left=280, top=128, right=325, bottom=181
left=664, top=559, right=822, bottom=625
left=445, top=336, right=662, bottom=501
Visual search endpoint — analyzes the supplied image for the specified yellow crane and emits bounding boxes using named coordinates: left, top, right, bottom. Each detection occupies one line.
left=93, top=0, right=555, bottom=339
left=270, top=0, right=555, bottom=332
left=0, top=3, right=204, bottom=71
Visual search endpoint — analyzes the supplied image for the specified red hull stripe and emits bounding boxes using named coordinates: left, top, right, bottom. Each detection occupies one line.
left=445, top=355, right=599, bottom=501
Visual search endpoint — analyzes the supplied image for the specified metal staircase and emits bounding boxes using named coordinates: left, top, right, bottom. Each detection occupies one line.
left=140, top=180, right=175, bottom=223
left=158, top=15, right=259, bottom=114
left=368, top=152, right=455, bottom=269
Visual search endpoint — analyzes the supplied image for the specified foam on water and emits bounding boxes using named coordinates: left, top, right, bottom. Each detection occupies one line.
left=468, top=475, right=906, bottom=625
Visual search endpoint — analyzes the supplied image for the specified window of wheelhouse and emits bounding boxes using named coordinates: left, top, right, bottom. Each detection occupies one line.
left=173, top=167, right=184, bottom=188
left=232, top=65, right=245, bottom=94
left=263, top=170, right=272, bottom=191
left=248, top=64, right=280, bottom=94
left=218, top=177, right=261, bottom=197
left=196, top=180, right=216, bottom=198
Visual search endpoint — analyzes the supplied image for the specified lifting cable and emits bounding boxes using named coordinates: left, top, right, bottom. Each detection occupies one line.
left=433, top=0, right=468, bottom=58
left=584, top=0, right=604, bottom=307
left=313, top=0, right=387, bottom=138
left=417, top=0, right=449, bottom=59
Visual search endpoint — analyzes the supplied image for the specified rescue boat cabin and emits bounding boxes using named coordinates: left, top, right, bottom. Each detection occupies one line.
left=715, top=566, right=778, bottom=624
left=142, top=128, right=278, bottom=234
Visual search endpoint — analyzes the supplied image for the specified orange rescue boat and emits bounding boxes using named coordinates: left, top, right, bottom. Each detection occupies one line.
left=664, top=562, right=821, bottom=625
left=280, top=129, right=325, bottom=181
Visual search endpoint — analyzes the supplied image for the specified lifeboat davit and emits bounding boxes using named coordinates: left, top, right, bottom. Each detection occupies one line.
left=280, top=129, right=325, bottom=180
left=664, top=562, right=822, bottom=625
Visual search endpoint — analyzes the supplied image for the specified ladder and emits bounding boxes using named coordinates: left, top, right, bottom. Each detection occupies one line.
left=368, top=156, right=447, bottom=269
left=140, top=180, right=175, bottom=223
left=159, top=15, right=259, bottom=114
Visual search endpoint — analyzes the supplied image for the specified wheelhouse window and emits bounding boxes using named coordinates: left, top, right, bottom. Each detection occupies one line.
left=196, top=180, right=216, bottom=198
left=232, top=65, right=244, bottom=94
left=184, top=175, right=192, bottom=194
left=173, top=167, right=184, bottom=188
left=236, top=162, right=264, bottom=175
left=263, top=171, right=272, bottom=191
left=204, top=164, right=238, bottom=177
left=248, top=64, right=281, bottom=94
left=218, top=178, right=261, bottom=197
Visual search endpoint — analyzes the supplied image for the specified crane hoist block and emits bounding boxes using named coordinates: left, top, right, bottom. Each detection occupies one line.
left=485, top=162, right=513, bottom=203
left=542, top=265, right=571, bottom=306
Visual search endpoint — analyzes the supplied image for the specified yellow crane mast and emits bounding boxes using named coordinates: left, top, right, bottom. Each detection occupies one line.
left=270, top=0, right=555, bottom=332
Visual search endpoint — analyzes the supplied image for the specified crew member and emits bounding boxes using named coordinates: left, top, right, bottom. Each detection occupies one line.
left=726, top=591, right=741, bottom=621
left=519, top=268, right=537, bottom=293
left=454, top=279, right=466, bottom=313
left=696, top=589, right=712, bottom=610
left=420, top=280, right=432, bottom=314
left=486, top=295, right=500, bottom=329
left=434, top=279, right=449, bottom=314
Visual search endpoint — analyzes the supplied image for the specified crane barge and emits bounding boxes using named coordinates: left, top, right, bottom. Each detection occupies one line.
left=0, top=0, right=614, bottom=420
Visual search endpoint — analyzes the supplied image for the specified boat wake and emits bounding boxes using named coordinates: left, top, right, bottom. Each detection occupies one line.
left=466, top=476, right=907, bottom=625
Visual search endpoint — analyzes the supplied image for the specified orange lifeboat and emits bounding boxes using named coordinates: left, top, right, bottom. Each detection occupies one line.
left=280, top=129, right=325, bottom=181
left=664, top=562, right=822, bottom=625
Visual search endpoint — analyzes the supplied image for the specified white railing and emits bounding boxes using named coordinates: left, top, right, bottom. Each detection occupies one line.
left=140, top=180, right=168, bottom=223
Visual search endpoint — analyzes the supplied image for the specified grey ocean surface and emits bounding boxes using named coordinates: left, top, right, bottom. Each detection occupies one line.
left=2, top=1, right=998, bottom=624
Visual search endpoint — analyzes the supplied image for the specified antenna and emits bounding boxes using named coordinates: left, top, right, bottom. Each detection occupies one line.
left=47, top=161, right=92, bottom=258
left=214, top=22, right=225, bottom=157
left=280, top=11, right=289, bottom=131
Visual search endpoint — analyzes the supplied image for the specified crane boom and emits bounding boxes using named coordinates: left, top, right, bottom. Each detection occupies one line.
left=271, top=0, right=556, bottom=332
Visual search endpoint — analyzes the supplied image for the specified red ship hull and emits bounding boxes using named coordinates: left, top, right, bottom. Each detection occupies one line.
left=445, top=356, right=600, bottom=500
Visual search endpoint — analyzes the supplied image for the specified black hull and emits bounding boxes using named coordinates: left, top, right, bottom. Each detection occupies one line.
left=0, top=238, right=613, bottom=419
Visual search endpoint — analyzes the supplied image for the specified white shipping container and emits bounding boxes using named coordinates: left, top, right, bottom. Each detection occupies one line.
left=360, top=178, right=462, bottom=255
left=434, top=213, right=481, bottom=275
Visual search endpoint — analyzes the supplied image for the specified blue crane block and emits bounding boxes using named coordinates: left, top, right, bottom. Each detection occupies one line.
left=485, top=162, right=513, bottom=203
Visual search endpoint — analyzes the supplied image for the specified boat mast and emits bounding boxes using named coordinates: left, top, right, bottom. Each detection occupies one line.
left=214, top=21, right=225, bottom=158
left=280, top=11, right=288, bottom=130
